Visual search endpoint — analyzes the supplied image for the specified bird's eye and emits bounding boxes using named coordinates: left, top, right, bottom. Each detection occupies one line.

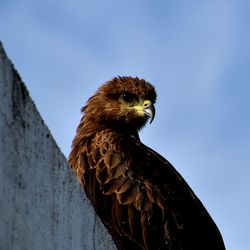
left=121, top=92, right=136, bottom=103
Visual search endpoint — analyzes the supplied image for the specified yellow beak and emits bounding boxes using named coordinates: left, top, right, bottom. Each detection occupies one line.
left=143, top=100, right=155, bottom=124
left=134, top=100, right=155, bottom=124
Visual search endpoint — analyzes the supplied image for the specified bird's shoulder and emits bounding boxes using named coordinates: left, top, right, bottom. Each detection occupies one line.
left=79, top=129, right=184, bottom=210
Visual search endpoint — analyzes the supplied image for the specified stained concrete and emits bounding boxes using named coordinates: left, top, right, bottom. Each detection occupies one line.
left=0, top=42, right=116, bottom=250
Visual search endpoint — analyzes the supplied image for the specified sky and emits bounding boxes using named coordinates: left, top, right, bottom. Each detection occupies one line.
left=1, top=1, right=250, bottom=249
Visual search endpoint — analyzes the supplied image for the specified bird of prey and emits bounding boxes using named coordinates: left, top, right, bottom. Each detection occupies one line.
left=68, top=76, right=225, bottom=250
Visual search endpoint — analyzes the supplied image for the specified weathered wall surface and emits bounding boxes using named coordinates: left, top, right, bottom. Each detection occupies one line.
left=0, top=42, right=116, bottom=250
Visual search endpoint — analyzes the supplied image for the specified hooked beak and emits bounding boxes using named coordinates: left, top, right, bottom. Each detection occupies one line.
left=143, top=101, right=155, bottom=124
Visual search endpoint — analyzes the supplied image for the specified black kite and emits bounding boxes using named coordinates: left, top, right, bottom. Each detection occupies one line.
left=68, top=76, right=225, bottom=250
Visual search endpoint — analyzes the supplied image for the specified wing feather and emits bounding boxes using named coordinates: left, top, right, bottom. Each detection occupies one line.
left=103, top=176, right=126, bottom=195
left=116, top=178, right=133, bottom=194
left=117, top=185, right=139, bottom=205
left=69, top=130, right=225, bottom=250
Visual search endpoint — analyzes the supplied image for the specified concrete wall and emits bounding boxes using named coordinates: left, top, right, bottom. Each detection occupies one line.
left=0, top=42, right=116, bottom=250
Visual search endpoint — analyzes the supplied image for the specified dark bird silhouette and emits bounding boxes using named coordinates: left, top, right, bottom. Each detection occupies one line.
left=68, top=76, right=225, bottom=250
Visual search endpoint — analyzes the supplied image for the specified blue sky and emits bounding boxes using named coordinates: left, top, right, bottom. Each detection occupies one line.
left=1, top=1, right=250, bottom=249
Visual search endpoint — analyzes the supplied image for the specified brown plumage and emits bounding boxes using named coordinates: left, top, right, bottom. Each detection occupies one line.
left=68, top=76, right=225, bottom=250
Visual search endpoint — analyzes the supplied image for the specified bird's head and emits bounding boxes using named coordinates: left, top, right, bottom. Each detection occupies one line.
left=82, top=76, right=157, bottom=133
